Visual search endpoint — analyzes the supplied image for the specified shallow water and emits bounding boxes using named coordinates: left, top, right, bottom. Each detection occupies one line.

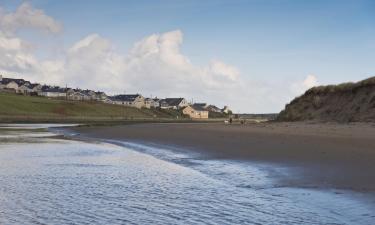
left=0, top=125, right=374, bottom=224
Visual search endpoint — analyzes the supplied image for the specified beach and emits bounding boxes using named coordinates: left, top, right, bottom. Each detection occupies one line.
left=70, top=122, right=375, bottom=192
left=1, top=124, right=374, bottom=224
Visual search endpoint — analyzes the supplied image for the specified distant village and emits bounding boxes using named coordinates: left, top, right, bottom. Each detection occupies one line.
left=0, top=75, right=231, bottom=119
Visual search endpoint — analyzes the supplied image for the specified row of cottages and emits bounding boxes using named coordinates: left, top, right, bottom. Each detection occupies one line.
left=67, top=89, right=107, bottom=101
left=0, top=76, right=42, bottom=94
left=0, top=75, right=108, bottom=101
left=108, top=95, right=190, bottom=110
left=30, top=85, right=108, bottom=101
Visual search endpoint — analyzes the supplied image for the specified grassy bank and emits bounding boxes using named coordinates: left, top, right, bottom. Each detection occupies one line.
left=0, top=93, right=186, bottom=123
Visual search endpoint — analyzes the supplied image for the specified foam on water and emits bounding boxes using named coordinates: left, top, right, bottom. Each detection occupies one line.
left=0, top=123, right=79, bottom=130
left=0, top=125, right=374, bottom=224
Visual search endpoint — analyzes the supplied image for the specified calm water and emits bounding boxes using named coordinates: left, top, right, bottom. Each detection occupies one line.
left=0, top=125, right=374, bottom=224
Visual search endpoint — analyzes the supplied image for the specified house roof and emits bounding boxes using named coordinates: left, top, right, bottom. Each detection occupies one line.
left=206, top=105, right=221, bottom=111
left=71, top=92, right=85, bottom=96
left=27, top=83, right=41, bottom=89
left=81, top=89, right=95, bottom=95
left=193, top=103, right=207, bottom=108
left=1, top=78, right=29, bottom=86
left=112, top=94, right=142, bottom=102
left=41, top=86, right=66, bottom=93
left=188, top=105, right=208, bottom=111
left=164, top=98, right=185, bottom=106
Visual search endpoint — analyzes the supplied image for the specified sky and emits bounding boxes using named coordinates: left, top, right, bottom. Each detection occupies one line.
left=0, top=0, right=374, bottom=113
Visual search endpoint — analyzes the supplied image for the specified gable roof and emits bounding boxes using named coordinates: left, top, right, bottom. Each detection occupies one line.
left=28, top=83, right=41, bottom=89
left=206, top=105, right=221, bottom=111
left=112, top=94, right=142, bottom=102
left=1, top=78, right=29, bottom=86
left=190, top=104, right=208, bottom=111
left=193, top=103, right=208, bottom=108
left=81, top=89, right=95, bottom=95
left=164, top=98, right=185, bottom=106
left=41, top=85, right=66, bottom=93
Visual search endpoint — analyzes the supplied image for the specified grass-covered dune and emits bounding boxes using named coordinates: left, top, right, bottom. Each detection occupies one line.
left=0, top=93, right=183, bottom=123
left=277, top=77, right=375, bottom=122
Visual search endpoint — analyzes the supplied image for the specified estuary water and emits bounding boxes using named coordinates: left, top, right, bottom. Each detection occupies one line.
left=0, top=125, right=374, bottom=224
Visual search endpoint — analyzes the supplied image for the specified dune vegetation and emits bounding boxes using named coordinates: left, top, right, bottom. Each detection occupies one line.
left=278, top=77, right=375, bottom=122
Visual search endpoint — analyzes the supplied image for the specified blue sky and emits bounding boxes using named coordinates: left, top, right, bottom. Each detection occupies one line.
left=0, top=0, right=374, bottom=112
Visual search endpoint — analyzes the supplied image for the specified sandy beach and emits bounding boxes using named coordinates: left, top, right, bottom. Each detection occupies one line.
left=70, top=122, right=375, bottom=192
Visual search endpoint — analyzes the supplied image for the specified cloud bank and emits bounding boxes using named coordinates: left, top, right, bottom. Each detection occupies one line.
left=0, top=3, right=317, bottom=113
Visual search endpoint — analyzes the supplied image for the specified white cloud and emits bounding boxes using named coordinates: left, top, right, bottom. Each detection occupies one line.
left=0, top=2, right=61, bottom=82
left=303, top=74, right=319, bottom=88
left=0, top=2, right=62, bottom=35
left=0, top=3, right=315, bottom=113
left=290, top=74, right=319, bottom=96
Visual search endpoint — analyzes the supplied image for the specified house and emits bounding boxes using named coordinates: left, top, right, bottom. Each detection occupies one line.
left=81, top=89, right=96, bottom=100
left=102, top=97, right=114, bottom=104
left=151, top=98, right=161, bottom=108
left=5, top=80, right=19, bottom=91
left=144, top=98, right=153, bottom=109
left=17, top=84, right=32, bottom=94
left=28, top=83, right=42, bottom=94
left=144, top=98, right=160, bottom=108
left=182, top=105, right=209, bottom=119
left=111, top=94, right=145, bottom=108
left=67, top=89, right=85, bottom=101
left=160, top=98, right=189, bottom=109
left=40, top=86, right=67, bottom=98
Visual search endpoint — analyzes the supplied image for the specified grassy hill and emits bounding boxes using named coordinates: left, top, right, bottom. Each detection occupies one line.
left=277, top=77, right=375, bottom=122
left=0, top=93, right=183, bottom=123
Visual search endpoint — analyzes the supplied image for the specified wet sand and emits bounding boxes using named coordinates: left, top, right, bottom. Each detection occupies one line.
left=70, top=122, right=375, bottom=192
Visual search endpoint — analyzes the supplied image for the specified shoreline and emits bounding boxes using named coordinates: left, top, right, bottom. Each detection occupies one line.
left=68, top=122, right=375, bottom=192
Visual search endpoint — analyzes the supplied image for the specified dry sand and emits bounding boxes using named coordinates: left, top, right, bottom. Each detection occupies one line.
left=70, top=122, right=375, bottom=192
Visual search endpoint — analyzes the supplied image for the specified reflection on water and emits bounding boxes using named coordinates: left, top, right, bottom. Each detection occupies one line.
left=0, top=125, right=374, bottom=224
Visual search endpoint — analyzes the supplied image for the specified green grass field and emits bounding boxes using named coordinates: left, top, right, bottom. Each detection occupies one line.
left=0, top=93, right=183, bottom=123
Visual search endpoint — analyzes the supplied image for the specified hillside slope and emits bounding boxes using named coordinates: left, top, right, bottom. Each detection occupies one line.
left=0, top=93, right=180, bottom=122
left=277, top=77, right=375, bottom=122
